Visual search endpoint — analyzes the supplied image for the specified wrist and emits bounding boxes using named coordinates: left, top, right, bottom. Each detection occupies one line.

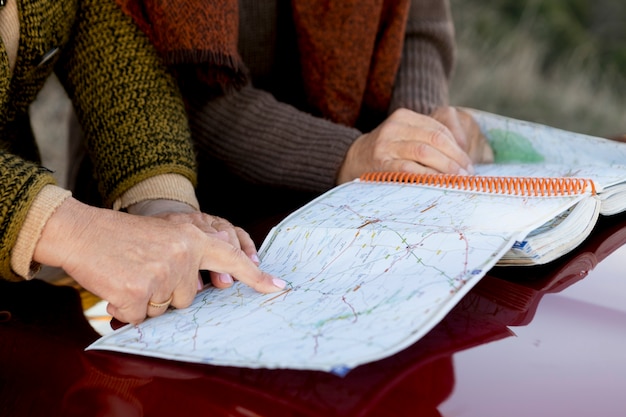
left=33, top=197, right=98, bottom=269
left=337, top=136, right=364, bottom=184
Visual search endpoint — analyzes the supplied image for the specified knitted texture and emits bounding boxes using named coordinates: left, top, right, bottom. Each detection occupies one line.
left=0, top=155, right=55, bottom=281
left=0, top=0, right=196, bottom=280
left=55, top=0, right=197, bottom=206
left=114, top=0, right=248, bottom=91
left=389, top=0, right=455, bottom=115
left=116, top=0, right=409, bottom=126
left=292, top=0, right=410, bottom=126
left=186, top=86, right=360, bottom=194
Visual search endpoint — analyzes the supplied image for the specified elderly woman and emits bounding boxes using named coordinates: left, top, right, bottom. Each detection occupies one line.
left=0, top=0, right=284, bottom=324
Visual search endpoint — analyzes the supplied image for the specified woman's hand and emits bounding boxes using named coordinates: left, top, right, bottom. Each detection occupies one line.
left=430, top=106, right=494, bottom=165
left=34, top=198, right=285, bottom=324
left=337, top=107, right=493, bottom=184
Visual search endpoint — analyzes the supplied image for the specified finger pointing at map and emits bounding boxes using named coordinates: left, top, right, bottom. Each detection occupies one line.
left=197, top=234, right=287, bottom=293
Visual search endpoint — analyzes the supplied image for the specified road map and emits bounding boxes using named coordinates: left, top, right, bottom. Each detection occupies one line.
left=88, top=180, right=584, bottom=374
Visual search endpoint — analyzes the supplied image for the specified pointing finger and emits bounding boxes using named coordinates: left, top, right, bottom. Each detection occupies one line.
left=200, top=236, right=286, bottom=293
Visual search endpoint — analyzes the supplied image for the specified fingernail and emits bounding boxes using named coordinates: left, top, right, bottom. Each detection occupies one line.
left=219, top=273, right=233, bottom=284
left=459, top=168, right=470, bottom=176
left=250, top=253, right=260, bottom=264
left=197, top=277, right=204, bottom=291
left=272, top=278, right=286, bottom=289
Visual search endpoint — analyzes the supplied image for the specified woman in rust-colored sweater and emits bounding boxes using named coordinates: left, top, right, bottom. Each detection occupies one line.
left=113, top=0, right=494, bottom=234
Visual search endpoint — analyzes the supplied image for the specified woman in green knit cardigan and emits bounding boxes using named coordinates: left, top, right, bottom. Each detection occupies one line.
left=0, top=0, right=285, bottom=324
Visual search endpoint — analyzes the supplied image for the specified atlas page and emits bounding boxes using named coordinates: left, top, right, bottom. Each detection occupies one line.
left=87, top=179, right=588, bottom=374
left=468, top=108, right=626, bottom=215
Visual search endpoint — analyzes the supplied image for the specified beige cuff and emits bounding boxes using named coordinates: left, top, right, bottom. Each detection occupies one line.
left=112, top=173, right=199, bottom=211
left=11, top=185, right=72, bottom=279
left=0, top=0, right=20, bottom=73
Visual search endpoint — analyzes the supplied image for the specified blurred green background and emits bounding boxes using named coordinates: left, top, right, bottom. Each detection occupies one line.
left=449, top=0, right=626, bottom=139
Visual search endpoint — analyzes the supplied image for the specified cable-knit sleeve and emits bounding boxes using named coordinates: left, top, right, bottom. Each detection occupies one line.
left=389, top=0, right=456, bottom=115
left=54, top=0, right=197, bottom=208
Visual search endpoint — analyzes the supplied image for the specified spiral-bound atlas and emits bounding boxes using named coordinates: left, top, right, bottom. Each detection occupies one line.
left=359, top=172, right=597, bottom=197
left=87, top=109, right=626, bottom=374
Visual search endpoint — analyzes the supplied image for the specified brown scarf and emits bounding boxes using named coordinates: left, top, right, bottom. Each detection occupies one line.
left=114, top=0, right=409, bottom=127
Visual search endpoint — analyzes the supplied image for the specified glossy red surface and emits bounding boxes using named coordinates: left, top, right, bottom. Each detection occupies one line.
left=3, top=214, right=626, bottom=416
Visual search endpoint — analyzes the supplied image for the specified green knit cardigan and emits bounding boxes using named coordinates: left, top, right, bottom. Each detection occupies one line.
left=0, top=0, right=197, bottom=280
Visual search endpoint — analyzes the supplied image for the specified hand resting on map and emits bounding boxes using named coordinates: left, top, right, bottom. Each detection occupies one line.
left=337, top=107, right=494, bottom=184
left=33, top=198, right=286, bottom=324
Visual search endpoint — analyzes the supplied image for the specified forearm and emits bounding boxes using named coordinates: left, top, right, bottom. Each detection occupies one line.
left=186, top=85, right=362, bottom=193
left=390, top=0, right=455, bottom=115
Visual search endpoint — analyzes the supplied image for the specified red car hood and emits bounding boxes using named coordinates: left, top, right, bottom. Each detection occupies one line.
left=2, top=215, right=626, bottom=417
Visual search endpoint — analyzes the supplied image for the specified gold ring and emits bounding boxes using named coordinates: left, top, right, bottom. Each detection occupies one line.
left=148, top=296, right=173, bottom=309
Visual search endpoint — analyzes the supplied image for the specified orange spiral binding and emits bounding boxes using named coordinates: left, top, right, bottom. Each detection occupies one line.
left=359, top=172, right=596, bottom=197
